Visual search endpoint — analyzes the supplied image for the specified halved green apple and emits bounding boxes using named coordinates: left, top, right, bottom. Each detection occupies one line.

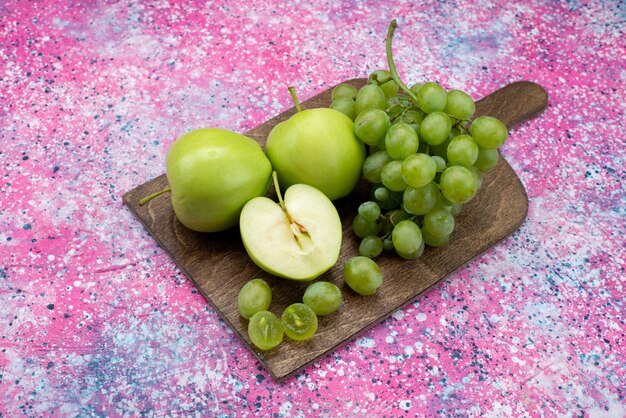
left=239, top=174, right=342, bottom=281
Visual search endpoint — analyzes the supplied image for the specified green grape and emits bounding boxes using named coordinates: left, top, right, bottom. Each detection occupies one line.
left=363, top=150, right=394, bottom=184
left=238, top=278, right=272, bottom=319
left=330, top=97, right=357, bottom=120
left=431, top=155, right=446, bottom=172
left=475, top=146, right=499, bottom=172
left=355, top=84, right=387, bottom=115
left=430, top=136, right=451, bottom=159
left=440, top=165, right=478, bottom=204
left=343, top=256, right=383, bottom=295
left=403, top=182, right=440, bottom=215
left=400, top=109, right=426, bottom=125
left=303, top=281, right=342, bottom=316
left=331, top=83, right=358, bottom=101
left=468, top=165, right=483, bottom=190
left=381, top=160, right=408, bottom=192
left=370, top=184, right=403, bottom=209
left=434, top=195, right=463, bottom=217
left=409, top=83, right=423, bottom=95
left=422, top=228, right=450, bottom=247
left=281, top=303, right=318, bottom=341
left=416, top=82, right=446, bottom=114
left=354, top=109, right=391, bottom=146
left=387, top=102, right=404, bottom=119
left=358, top=201, right=381, bottom=221
left=392, top=220, right=423, bottom=259
left=248, top=311, right=284, bottom=350
left=352, top=213, right=381, bottom=238
left=369, top=70, right=400, bottom=98
left=359, top=235, right=384, bottom=258
left=423, top=207, right=455, bottom=238
left=385, top=122, right=419, bottom=160
left=447, top=134, right=479, bottom=167
left=383, top=238, right=394, bottom=251
left=420, top=111, right=452, bottom=146
left=401, top=153, right=437, bottom=188
left=373, top=184, right=390, bottom=201
left=387, top=208, right=412, bottom=225
left=444, top=90, right=475, bottom=121
left=469, top=116, right=508, bottom=149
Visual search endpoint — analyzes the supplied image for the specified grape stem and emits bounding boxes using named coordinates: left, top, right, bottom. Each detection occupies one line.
left=288, top=86, right=303, bottom=112
left=139, top=187, right=171, bottom=206
left=386, top=19, right=419, bottom=103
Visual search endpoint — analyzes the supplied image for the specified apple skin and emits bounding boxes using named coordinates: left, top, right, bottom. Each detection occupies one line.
left=166, top=128, right=272, bottom=232
left=265, top=108, right=366, bottom=201
left=239, top=183, right=342, bottom=281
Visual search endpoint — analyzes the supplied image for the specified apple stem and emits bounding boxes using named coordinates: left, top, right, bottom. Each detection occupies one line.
left=139, top=187, right=171, bottom=206
left=385, top=19, right=418, bottom=103
left=288, top=86, right=303, bottom=112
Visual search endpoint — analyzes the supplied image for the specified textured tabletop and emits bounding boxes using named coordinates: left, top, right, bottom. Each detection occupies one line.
left=1, top=1, right=624, bottom=416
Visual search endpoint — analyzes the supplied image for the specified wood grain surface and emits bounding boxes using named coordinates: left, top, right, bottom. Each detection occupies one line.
left=123, top=79, right=548, bottom=381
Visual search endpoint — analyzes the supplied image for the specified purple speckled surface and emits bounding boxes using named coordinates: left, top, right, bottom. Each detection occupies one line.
left=1, top=1, right=625, bottom=416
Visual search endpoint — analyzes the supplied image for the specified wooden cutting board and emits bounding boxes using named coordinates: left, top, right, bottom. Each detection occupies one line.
left=123, top=79, right=548, bottom=381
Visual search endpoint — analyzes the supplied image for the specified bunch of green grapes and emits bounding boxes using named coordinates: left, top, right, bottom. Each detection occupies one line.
left=331, top=68, right=506, bottom=261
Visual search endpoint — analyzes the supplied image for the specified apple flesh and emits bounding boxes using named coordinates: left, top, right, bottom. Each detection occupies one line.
left=166, top=128, right=272, bottom=232
left=239, top=181, right=342, bottom=281
left=265, top=108, right=366, bottom=201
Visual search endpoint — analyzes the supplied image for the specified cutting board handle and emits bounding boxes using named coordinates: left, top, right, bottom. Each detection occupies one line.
left=474, top=81, right=548, bottom=129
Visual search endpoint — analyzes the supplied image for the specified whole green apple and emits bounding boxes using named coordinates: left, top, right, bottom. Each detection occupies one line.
left=165, top=128, right=272, bottom=232
left=265, top=107, right=366, bottom=201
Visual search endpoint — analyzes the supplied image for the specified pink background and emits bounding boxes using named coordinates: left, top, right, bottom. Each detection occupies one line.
left=1, top=0, right=624, bottom=416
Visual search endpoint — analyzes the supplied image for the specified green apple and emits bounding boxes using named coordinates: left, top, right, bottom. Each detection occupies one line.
left=265, top=95, right=366, bottom=201
left=164, top=128, right=272, bottom=232
left=239, top=173, right=342, bottom=281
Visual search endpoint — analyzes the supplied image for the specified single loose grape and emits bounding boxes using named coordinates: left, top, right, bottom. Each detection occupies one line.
left=281, top=303, right=318, bottom=341
left=354, top=109, right=391, bottom=146
left=403, top=182, right=440, bottom=215
left=355, top=84, right=387, bottom=115
left=358, top=201, right=381, bottom=222
left=392, top=220, right=423, bottom=260
left=248, top=311, right=284, bottom=351
left=475, top=146, right=499, bottom=172
left=401, top=153, right=437, bottom=188
left=385, top=122, right=419, bottom=160
left=447, top=134, right=479, bottom=167
left=416, top=82, right=446, bottom=113
left=444, top=90, right=475, bottom=121
left=343, top=256, right=383, bottom=295
left=420, top=111, right=452, bottom=146
left=381, top=160, right=408, bottom=192
left=331, top=83, right=358, bottom=101
left=330, top=97, right=357, bottom=120
left=238, top=278, right=272, bottom=319
left=303, top=281, right=342, bottom=316
left=359, top=235, right=384, bottom=258
left=440, top=165, right=478, bottom=204
left=363, top=151, right=394, bottom=184
left=470, top=116, right=508, bottom=149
